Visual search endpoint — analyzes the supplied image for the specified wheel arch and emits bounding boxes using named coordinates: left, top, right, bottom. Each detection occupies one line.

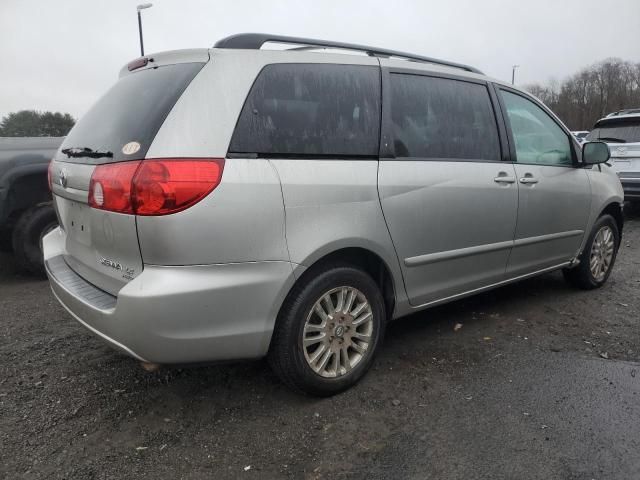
left=300, top=246, right=397, bottom=318
left=600, top=201, right=624, bottom=237
left=277, top=243, right=402, bottom=332
left=1, top=169, right=51, bottom=227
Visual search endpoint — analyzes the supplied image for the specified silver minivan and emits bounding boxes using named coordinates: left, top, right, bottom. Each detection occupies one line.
left=45, top=34, right=624, bottom=395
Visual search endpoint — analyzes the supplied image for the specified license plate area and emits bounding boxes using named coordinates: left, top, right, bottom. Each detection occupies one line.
left=62, top=200, right=92, bottom=247
left=53, top=194, right=143, bottom=295
left=614, top=159, right=631, bottom=168
left=613, top=158, right=640, bottom=173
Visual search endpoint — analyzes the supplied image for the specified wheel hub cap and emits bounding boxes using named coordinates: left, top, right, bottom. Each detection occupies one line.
left=589, top=225, right=614, bottom=282
left=302, top=286, right=374, bottom=378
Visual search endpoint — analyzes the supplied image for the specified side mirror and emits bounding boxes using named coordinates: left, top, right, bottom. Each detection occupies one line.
left=582, top=141, right=610, bottom=165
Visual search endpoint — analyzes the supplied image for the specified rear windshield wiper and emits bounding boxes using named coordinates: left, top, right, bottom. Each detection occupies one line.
left=61, top=147, right=114, bottom=159
left=597, top=137, right=627, bottom=143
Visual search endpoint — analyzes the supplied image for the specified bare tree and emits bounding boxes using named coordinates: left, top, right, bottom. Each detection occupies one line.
left=524, top=58, right=640, bottom=130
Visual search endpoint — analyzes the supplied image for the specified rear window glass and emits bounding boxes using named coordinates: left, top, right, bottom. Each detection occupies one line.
left=229, top=64, right=381, bottom=157
left=390, top=74, right=500, bottom=160
left=587, top=120, right=640, bottom=143
left=60, top=62, right=204, bottom=164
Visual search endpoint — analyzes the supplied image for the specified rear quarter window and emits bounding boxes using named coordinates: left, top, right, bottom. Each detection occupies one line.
left=228, top=64, right=381, bottom=157
left=390, top=74, right=500, bottom=161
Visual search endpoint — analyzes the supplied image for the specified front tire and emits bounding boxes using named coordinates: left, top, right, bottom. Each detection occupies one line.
left=12, top=203, right=58, bottom=276
left=563, top=214, right=619, bottom=290
left=268, top=264, right=385, bottom=396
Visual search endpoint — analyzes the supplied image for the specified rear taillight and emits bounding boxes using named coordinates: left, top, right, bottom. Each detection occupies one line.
left=88, top=158, right=224, bottom=215
left=89, top=161, right=141, bottom=214
left=48, top=160, right=54, bottom=191
left=133, top=159, right=225, bottom=215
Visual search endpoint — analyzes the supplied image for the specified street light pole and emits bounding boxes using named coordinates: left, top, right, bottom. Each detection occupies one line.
left=512, top=65, right=520, bottom=85
left=136, top=3, right=153, bottom=57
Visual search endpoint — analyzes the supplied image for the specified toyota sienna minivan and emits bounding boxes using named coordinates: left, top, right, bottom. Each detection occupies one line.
left=44, top=33, right=624, bottom=396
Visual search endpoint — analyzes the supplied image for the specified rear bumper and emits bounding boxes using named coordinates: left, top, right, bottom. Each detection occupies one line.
left=619, top=174, right=640, bottom=199
left=43, top=228, right=295, bottom=364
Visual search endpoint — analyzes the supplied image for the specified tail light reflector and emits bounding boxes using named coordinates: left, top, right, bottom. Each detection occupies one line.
left=47, top=160, right=54, bottom=191
left=88, top=158, right=224, bottom=215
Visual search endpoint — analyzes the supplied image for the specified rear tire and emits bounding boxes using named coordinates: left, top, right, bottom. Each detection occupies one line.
left=563, top=214, right=619, bottom=290
left=0, top=230, right=12, bottom=252
left=12, top=204, right=58, bottom=276
left=268, top=264, right=385, bottom=396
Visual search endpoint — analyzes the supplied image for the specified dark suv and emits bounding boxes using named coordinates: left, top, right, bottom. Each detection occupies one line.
left=0, top=136, right=62, bottom=273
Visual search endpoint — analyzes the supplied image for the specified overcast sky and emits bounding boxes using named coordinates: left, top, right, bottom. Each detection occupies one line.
left=1, top=0, right=639, bottom=120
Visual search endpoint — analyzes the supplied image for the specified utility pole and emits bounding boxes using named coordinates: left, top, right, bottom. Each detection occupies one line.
left=136, top=3, right=153, bottom=56
left=512, top=65, right=520, bottom=85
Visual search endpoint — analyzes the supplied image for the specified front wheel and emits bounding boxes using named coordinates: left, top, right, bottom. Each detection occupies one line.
left=563, top=214, right=619, bottom=289
left=268, top=264, right=385, bottom=396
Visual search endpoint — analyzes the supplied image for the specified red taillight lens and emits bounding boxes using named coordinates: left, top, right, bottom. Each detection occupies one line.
left=133, top=159, right=224, bottom=215
left=48, top=159, right=54, bottom=191
left=127, top=57, right=149, bottom=71
left=89, top=161, right=141, bottom=214
left=88, top=158, right=224, bottom=216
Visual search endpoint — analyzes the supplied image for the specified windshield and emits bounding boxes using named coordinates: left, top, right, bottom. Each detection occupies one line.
left=586, top=120, right=640, bottom=143
left=59, top=62, right=204, bottom=164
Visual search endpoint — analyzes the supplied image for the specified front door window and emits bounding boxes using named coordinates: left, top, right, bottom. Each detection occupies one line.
left=501, top=90, right=573, bottom=167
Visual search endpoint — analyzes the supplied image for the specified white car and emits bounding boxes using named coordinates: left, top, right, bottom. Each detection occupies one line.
left=587, top=109, right=640, bottom=204
left=572, top=131, right=590, bottom=144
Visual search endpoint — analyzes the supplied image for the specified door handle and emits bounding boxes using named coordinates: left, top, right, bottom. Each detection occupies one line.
left=519, top=176, right=539, bottom=184
left=494, top=172, right=516, bottom=184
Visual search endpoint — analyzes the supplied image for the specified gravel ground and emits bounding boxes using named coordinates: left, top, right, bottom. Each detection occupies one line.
left=1, top=207, right=639, bottom=479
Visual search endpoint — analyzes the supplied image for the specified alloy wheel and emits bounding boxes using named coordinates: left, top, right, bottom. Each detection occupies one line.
left=302, top=286, right=374, bottom=378
left=589, top=225, right=615, bottom=282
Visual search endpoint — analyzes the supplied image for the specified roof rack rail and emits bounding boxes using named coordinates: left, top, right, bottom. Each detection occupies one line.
left=606, top=108, right=640, bottom=117
left=213, top=33, right=484, bottom=75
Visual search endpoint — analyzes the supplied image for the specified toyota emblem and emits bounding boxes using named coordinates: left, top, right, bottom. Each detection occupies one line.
left=59, top=169, right=68, bottom=188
